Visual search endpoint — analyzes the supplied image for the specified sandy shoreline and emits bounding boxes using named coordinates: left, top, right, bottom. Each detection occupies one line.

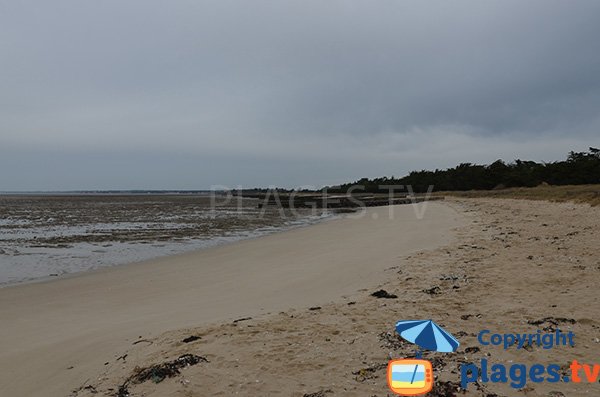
left=64, top=198, right=599, bottom=397
left=0, top=202, right=463, bottom=397
left=0, top=194, right=331, bottom=286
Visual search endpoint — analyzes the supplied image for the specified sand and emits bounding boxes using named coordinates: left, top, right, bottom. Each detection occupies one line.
left=3, top=198, right=599, bottom=397
left=69, top=198, right=599, bottom=397
left=0, top=202, right=464, bottom=397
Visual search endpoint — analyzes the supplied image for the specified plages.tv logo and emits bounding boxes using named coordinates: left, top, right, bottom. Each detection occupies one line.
left=387, top=320, right=460, bottom=396
left=388, top=359, right=433, bottom=396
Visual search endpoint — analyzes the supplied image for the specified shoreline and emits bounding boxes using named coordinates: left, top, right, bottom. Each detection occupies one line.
left=0, top=211, right=337, bottom=289
left=0, top=202, right=464, bottom=397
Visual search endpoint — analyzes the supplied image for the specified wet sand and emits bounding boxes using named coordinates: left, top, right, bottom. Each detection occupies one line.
left=0, top=202, right=463, bottom=397
left=0, top=194, right=328, bottom=285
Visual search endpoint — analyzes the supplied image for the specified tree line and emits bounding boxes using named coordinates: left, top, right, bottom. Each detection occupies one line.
left=328, top=148, right=600, bottom=193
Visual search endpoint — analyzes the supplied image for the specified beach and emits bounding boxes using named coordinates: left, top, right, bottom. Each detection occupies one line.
left=1, top=198, right=599, bottom=396
left=0, top=201, right=463, bottom=396
left=3, top=1, right=598, bottom=395
left=67, top=198, right=598, bottom=397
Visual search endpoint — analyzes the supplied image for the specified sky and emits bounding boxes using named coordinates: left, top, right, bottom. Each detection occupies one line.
left=1, top=0, right=599, bottom=190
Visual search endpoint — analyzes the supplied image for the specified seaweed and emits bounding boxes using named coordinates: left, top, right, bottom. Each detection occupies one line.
left=370, top=289, right=397, bottom=299
left=115, top=354, right=208, bottom=396
left=181, top=335, right=201, bottom=343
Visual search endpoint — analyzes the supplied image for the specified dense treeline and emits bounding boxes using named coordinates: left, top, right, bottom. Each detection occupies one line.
left=329, top=148, right=600, bottom=193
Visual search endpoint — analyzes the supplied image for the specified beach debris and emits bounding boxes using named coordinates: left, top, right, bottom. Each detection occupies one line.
left=429, top=356, right=449, bottom=371
left=527, top=317, right=576, bottom=332
left=439, top=274, right=461, bottom=281
left=422, top=286, right=442, bottom=295
left=70, top=382, right=99, bottom=396
left=309, top=306, right=322, bottom=311
left=233, top=316, right=253, bottom=323
left=347, top=301, right=356, bottom=305
left=181, top=335, right=201, bottom=343
left=116, top=384, right=129, bottom=397
left=460, top=314, right=482, bottom=320
left=378, top=331, right=410, bottom=350
left=471, top=380, right=502, bottom=396
left=522, top=342, right=534, bottom=352
left=547, top=391, right=566, bottom=397
left=428, top=380, right=465, bottom=396
left=116, top=354, right=128, bottom=362
left=464, top=346, right=480, bottom=354
left=303, top=390, right=333, bottom=397
left=454, top=331, right=473, bottom=338
left=133, top=354, right=207, bottom=383
left=132, top=339, right=153, bottom=346
left=69, top=378, right=96, bottom=396
left=116, top=354, right=208, bottom=395
left=370, top=289, right=397, bottom=299
left=352, top=363, right=387, bottom=382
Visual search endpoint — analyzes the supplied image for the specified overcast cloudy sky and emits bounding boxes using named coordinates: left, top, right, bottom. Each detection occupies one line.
left=1, top=1, right=599, bottom=190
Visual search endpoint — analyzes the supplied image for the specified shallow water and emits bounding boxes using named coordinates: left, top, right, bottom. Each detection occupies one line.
left=0, top=194, right=334, bottom=285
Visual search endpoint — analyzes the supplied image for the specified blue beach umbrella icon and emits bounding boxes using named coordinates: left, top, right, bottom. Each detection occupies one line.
left=395, top=319, right=460, bottom=353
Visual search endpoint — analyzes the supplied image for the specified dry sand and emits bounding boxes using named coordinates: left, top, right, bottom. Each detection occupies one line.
left=65, top=198, right=599, bottom=397
left=0, top=202, right=463, bottom=397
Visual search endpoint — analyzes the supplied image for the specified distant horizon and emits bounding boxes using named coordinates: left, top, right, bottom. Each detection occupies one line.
left=1, top=146, right=597, bottom=193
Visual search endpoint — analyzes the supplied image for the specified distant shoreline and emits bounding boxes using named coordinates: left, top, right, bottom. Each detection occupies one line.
left=0, top=191, right=216, bottom=196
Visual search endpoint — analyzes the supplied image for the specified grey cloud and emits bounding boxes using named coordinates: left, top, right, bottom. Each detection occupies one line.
left=1, top=1, right=599, bottom=190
